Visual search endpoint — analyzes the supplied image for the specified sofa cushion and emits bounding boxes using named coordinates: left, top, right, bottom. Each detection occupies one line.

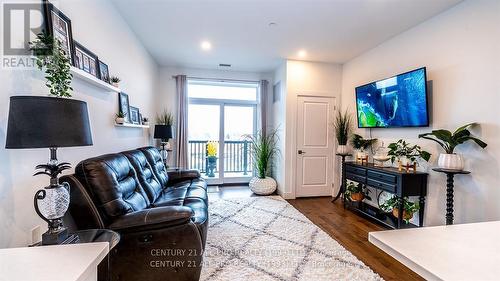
left=122, top=149, right=163, bottom=203
left=138, top=147, right=169, bottom=187
left=75, top=153, right=150, bottom=224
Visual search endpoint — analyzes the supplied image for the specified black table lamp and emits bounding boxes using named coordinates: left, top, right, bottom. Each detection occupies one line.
left=6, top=96, right=93, bottom=245
left=154, top=124, right=173, bottom=164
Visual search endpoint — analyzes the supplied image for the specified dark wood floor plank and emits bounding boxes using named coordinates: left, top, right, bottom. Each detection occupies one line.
left=287, top=197, right=423, bottom=281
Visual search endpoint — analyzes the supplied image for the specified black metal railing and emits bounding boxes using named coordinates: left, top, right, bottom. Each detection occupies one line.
left=188, top=140, right=252, bottom=175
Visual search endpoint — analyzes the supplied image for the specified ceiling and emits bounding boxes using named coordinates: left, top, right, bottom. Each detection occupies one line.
left=110, top=0, right=463, bottom=72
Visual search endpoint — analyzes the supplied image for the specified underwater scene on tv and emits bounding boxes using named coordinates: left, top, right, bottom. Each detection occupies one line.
left=355, top=68, right=428, bottom=128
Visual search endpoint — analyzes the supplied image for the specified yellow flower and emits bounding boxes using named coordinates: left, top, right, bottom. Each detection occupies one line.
left=207, top=141, right=218, bottom=157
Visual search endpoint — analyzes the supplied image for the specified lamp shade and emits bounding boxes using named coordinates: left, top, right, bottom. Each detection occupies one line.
left=154, top=125, right=173, bottom=140
left=5, top=96, right=93, bottom=149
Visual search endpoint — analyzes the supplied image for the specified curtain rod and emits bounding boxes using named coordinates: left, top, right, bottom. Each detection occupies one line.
left=171, top=75, right=262, bottom=84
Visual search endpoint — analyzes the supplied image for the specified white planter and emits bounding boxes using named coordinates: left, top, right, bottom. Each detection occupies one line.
left=115, top=117, right=125, bottom=124
left=112, top=82, right=120, bottom=88
left=438, top=153, right=464, bottom=170
left=336, top=145, right=349, bottom=155
left=249, top=177, right=277, bottom=195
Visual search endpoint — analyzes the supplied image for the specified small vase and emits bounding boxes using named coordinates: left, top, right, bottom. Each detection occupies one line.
left=206, top=157, right=217, bottom=177
left=112, top=82, right=120, bottom=88
left=336, top=145, right=349, bottom=155
left=438, top=153, right=464, bottom=170
left=116, top=117, right=125, bottom=124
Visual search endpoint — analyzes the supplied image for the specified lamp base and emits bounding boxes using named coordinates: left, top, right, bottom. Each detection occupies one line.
left=41, top=228, right=79, bottom=245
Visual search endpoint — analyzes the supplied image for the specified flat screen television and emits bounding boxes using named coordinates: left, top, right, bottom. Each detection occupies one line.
left=355, top=67, right=429, bottom=128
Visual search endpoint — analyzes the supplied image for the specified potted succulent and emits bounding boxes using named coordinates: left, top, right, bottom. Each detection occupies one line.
left=115, top=111, right=126, bottom=124
left=110, top=76, right=121, bottom=88
left=206, top=141, right=218, bottom=177
left=388, top=139, right=431, bottom=171
left=333, top=109, right=352, bottom=155
left=380, top=195, right=420, bottom=223
left=245, top=129, right=279, bottom=195
left=345, top=181, right=371, bottom=202
left=142, top=117, right=149, bottom=126
left=350, top=134, right=377, bottom=162
left=419, top=123, right=487, bottom=170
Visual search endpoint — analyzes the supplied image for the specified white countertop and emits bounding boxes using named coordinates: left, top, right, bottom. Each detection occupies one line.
left=369, top=221, right=500, bottom=281
left=0, top=242, right=109, bottom=281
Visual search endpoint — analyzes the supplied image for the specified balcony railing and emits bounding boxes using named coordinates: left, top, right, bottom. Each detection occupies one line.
left=188, top=140, right=253, bottom=176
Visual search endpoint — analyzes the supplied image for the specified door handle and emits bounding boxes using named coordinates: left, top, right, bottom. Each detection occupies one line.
left=298, top=150, right=306, bottom=154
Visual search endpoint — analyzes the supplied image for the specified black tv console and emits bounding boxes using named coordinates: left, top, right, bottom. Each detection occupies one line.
left=342, top=161, right=428, bottom=229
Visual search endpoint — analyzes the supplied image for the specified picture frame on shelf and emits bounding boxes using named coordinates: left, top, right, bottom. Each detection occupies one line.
left=98, top=61, right=110, bottom=83
left=118, top=92, right=131, bottom=123
left=130, top=106, right=140, bottom=125
left=73, top=41, right=98, bottom=77
left=42, top=0, right=74, bottom=64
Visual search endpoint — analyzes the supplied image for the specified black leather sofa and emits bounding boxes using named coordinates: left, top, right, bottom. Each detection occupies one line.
left=61, top=147, right=208, bottom=281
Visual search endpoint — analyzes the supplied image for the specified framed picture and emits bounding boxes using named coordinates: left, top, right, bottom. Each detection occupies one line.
left=118, top=92, right=131, bottom=123
left=42, top=0, right=74, bottom=64
left=98, top=61, right=110, bottom=83
left=73, top=41, right=99, bottom=77
left=129, top=106, right=140, bottom=125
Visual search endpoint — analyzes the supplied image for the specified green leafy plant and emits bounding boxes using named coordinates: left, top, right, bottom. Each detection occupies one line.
left=387, top=139, right=431, bottom=163
left=380, top=195, right=420, bottom=223
left=30, top=32, right=73, bottom=97
left=245, top=129, right=279, bottom=179
left=350, top=134, right=377, bottom=150
left=156, top=110, right=174, bottom=125
left=418, top=123, right=487, bottom=154
left=333, top=109, right=352, bottom=145
left=110, top=76, right=121, bottom=83
left=116, top=111, right=126, bottom=118
left=345, top=181, right=371, bottom=201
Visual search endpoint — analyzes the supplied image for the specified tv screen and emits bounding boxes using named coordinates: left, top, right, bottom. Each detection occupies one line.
left=355, top=67, right=429, bottom=128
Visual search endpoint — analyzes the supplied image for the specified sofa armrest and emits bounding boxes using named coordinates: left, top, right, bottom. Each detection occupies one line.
left=167, top=169, right=201, bottom=184
left=108, top=206, right=193, bottom=232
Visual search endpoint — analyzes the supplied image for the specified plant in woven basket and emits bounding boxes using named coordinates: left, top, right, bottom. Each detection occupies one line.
left=344, top=181, right=371, bottom=202
left=380, top=195, right=419, bottom=223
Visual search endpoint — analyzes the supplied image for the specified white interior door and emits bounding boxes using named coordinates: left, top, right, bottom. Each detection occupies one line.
left=296, top=96, right=335, bottom=197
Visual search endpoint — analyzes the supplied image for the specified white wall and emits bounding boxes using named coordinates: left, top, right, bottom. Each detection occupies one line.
left=155, top=66, right=273, bottom=167
left=271, top=62, right=287, bottom=196
left=0, top=0, right=158, bottom=247
left=341, top=0, right=500, bottom=225
left=276, top=60, right=343, bottom=198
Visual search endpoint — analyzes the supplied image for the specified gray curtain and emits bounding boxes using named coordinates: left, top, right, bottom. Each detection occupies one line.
left=259, top=80, right=269, bottom=136
left=175, top=75, right=189, bottom=168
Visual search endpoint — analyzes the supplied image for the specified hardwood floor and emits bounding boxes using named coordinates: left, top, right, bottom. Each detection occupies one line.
left=288, top=197, right=424, bottom=281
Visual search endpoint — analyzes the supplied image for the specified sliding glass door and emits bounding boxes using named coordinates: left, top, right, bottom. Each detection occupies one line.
left=187, top=80, right=258, bottom=184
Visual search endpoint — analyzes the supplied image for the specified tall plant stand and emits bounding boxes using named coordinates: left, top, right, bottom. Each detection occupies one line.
left=332, top=153, right=352, bottom=205
left=432, top=168, right=471, bottom=225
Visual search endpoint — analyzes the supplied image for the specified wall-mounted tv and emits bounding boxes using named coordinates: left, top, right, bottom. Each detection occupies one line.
left=355, top=67, right=429, bottom=128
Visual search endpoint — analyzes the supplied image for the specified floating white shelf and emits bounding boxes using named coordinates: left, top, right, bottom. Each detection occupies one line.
left=114, top=123, right=150, bottom=129
left=71, top=67, right=120, bottom=93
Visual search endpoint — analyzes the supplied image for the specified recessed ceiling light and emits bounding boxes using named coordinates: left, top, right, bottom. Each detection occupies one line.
left=201, top=41, right=212, bottom=51
left=298, top=49, right=307, bottom=58
left=268, top=22, right=277, bottom=27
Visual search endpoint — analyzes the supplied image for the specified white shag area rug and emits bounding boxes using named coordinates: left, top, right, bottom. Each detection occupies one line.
left=200, top=196, right=383, bottom=281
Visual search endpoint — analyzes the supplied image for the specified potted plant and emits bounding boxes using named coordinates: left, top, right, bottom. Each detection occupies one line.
left=206, top=141, right=218, bottom=177
left=333, top=109, right=352, bottom=154
left=419, top=123, right=487, bottom=170
left=110, top=76, right=121, bottom=88
left=345, top=181, right=371, bottom=202
left=142, top=117, right=149, bottom=126
left=350, top=134, right=377, bottom=162
left=380, top=195, right=419, bottom=223
left=156, top=109, right=174, bottom=126
left=245, top=129, right=279, bottom=195
left=115, top=111, right=126, bottom=124
left=388, top=139, right=431, bottom=171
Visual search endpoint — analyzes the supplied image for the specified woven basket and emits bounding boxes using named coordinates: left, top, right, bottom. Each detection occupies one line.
left=249, top=177, right=277, bottom=195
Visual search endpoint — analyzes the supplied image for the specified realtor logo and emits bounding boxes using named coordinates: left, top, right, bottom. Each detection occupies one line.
left=2, top=2, right=45, bottom=68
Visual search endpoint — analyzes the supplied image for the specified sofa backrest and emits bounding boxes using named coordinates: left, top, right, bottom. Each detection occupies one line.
left=139, top=146, right=169, bottom=187
left=122, top=149, right=163, bottom=203
left=74, top=153, right=150, bottom=224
